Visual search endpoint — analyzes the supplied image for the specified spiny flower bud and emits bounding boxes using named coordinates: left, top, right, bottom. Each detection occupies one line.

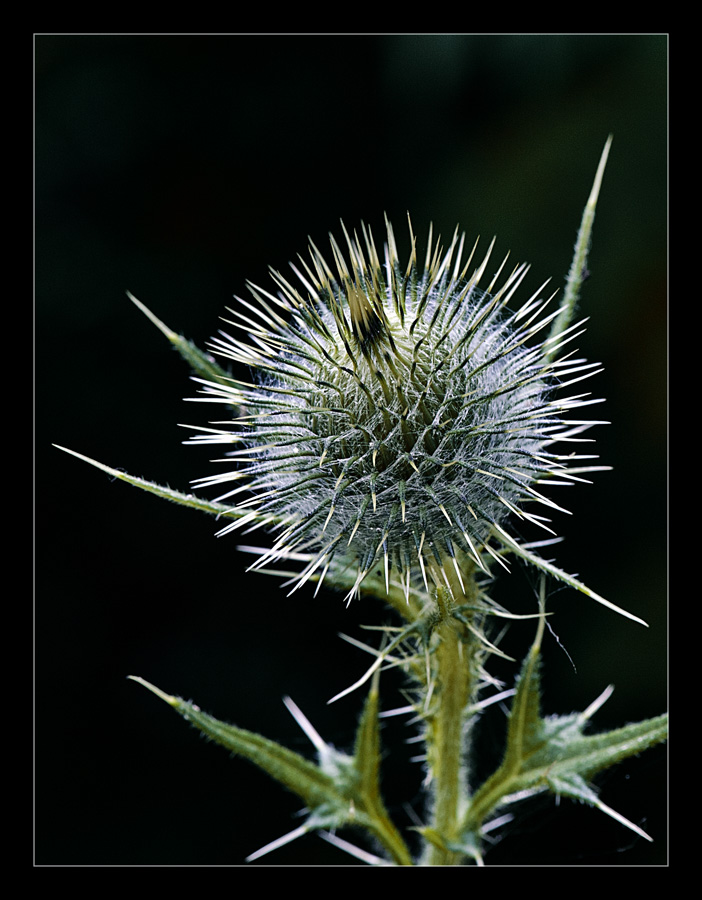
left=187, top=217, right=602, bottom=604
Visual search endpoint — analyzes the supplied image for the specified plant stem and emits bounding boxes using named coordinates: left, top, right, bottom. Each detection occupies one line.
left=421, top=565, right=480, bottom=865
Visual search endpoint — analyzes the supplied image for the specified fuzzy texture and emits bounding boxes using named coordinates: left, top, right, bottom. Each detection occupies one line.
left=187, top=218, right=602, bottom=602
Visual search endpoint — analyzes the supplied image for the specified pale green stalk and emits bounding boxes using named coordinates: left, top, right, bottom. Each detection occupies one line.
left=419, top=562, right=479, bottom=866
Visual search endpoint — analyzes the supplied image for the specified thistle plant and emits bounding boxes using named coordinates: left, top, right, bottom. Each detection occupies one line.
left=55, top=138, right=667, bottom=865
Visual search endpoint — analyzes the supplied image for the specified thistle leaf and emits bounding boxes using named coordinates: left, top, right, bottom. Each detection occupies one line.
left=127, top=292, right=233, bottom=387
left=494, top=524, right=648, bottom=626
left=540, top=714, right=669, bottom=785
left=546, top=135, right=612, bottom=356
left=462, top=611, right=667, bottom=845
left=351, top=675, right=413, bottom=864
left=128, top=677, right=348, bottom=812
left=128, top=676, right=413, bottom=865
left=53, top=445, right=239, bottom=520
left=353, top=676, right=383, bottom=793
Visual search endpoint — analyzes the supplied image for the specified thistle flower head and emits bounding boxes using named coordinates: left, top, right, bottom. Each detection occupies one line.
left=189, top=217, right=602, bottom=603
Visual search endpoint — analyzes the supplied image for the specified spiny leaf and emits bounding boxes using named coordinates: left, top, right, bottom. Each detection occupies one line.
left=128, top=677, right=346, bottom=812
left=541, top=713, right=669, bottom=781
left=546, top=135, right=612, bottom=358
left=500, top=613, right=545, bottom=770
left=494, top=523, right=648, bottom=626
left=128, top=676, right=413, bottom=865
left=54, top=446, right=240, bottom=520
left=352, top=674, right=413, bottom=865
left=546, top=772, right=655, bottom=843
left=354, top=675, right=383, bottom=791
left=127, top=292, right=233, bottom=387
left=461, top=608, right=667, bottom=844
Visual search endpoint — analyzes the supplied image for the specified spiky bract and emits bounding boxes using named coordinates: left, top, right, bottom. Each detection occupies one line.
left=188, top=218, right=601, bottom=603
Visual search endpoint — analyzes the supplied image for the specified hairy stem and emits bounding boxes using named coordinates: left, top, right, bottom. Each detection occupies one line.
left=421, top=564, right=480, bottom=865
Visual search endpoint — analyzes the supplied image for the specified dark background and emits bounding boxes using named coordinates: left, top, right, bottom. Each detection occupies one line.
left=36, top=35, right=667, bottom=866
